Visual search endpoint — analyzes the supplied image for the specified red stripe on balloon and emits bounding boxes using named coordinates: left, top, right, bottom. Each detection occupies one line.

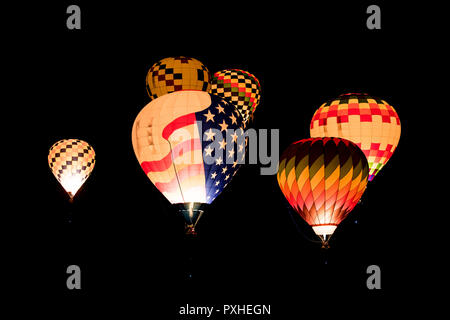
left=141, top=138, right=202, bottom=174
left=162, top=113, right=197, bottom=140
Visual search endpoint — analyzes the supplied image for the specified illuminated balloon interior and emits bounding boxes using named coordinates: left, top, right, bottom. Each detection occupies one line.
left=310, top=93, right=400, bottom=181
left=48, top=139, right=96, bottom=200
left=132, top=90, right=246, bottom=232
left=277, top=137, right=369, bottom=247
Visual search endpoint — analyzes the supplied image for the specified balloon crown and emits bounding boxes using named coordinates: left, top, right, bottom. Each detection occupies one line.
left=339, top=92, right=369, bottom=97
left=292, top=137, right=356, bottom=147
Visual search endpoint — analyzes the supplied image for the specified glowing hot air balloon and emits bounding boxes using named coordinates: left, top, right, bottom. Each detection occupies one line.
left=146, top=56, right=211, bottom=101
left=48, top=139, right=96, bottom=201
left=132, top=90, right=246, bottom=234
left=210, top=69, right=261, bottom=123
left=310, top=93, right=400, bottom=181
left=277, top=137, right=369, bottom=247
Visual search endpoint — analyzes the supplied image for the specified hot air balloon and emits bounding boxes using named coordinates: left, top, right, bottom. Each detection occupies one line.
left=210, top=69, right=261, bottom=123
left=132, top=90, right=246, bottom=234
left=48, top=139, right=96, bottom=201
left=277, top=137, right=369, bottom=248
left=146, top=56, right=211, bottom=101
left=310, top=93, right=400, bottom=181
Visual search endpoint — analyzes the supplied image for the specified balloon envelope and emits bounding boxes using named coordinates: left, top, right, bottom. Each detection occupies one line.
left=210, top=69, right=261, bottom=123
left=132, top=90, right=246, bottom=206
left=48, top=139, right=96, bottom=199
left=277, top=137, right=369, bottom=245
left=146, top=56, right=211, bottom=101
left=310, top=93, right=400, bottom=181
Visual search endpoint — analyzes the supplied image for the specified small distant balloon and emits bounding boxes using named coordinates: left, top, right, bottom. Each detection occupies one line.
left=48, top=139, right=96, bottom=200
left=146, top=56, right=211, bottom=101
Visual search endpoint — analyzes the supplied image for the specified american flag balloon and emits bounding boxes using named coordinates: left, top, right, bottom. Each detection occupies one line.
left=132, top=91, right=246, bottom=210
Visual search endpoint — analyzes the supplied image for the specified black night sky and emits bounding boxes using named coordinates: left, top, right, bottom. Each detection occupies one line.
left=6, top=1, right=443, bottom=317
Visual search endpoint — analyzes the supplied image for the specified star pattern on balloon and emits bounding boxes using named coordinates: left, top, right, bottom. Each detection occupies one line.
left=133, top=91, right=245, bottom=207
left=201, top=100, right=246, bottom=202
left=142, top=57, right=254, bottom=234
left=210, top=69, right=261, bottom=123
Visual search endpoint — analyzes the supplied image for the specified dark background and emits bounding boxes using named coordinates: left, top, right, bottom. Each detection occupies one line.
left=6, top=1, right=442, bottom=317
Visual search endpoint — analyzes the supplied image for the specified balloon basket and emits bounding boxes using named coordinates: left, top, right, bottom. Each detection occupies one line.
left=184, top=224, right=198, bottom=237
left=316, top=234, right=332, bottom=250
left=175, top=202, right=207, bottom=237
left=321, top=242, right=330, bottom=250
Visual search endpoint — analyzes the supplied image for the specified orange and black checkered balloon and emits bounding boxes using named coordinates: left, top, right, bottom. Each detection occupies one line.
left=48, top=139, right=95, bottom=199
left=277, top=138, right=368, bottom=244
left=210, top=69, right=261, bottom=123
left=146, top=56, right=211, bottom=101
left=310, top=93, right=401, bottom=181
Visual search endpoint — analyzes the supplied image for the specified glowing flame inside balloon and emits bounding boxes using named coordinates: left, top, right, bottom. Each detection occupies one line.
left=312, top=225, right=337, bottom=241
left=48, top=139, right=96, bottom=200
left=59, top=175, right=84, bottom=199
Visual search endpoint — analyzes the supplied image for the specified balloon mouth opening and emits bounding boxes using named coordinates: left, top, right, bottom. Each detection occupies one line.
left=67, top=192, right=75, bottom=203
left=312, top=225, right=337, bottom=248
left=368, top=174, right=375, bottom=181
left=60, top=175, right=85, bottom=200
left=63, top=186, right=80, bottom=202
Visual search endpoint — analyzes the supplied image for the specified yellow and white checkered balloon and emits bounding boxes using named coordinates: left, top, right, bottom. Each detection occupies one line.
left=48, top=139, right=96, bottom=199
